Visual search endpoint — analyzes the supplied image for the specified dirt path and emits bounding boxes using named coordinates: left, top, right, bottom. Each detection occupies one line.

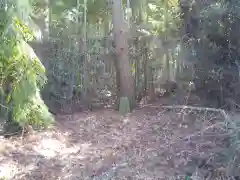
left=0, top=105, right=235, bottom=180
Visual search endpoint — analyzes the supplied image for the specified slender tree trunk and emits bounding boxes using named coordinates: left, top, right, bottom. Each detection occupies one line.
left=142, top=44, right=155, bottom=102
left=113, top=54, right=121, bottom=109
left=135, top=38, right=141, bottom=94
left=143, top=46, right=148, bottom=94
left=164, top=0, right=172, bottom=85
left=148, top=60, right=155, bottom=101
left=112, top=0, right=135, bottom=110
left=165, top=51, right=171, bottom=81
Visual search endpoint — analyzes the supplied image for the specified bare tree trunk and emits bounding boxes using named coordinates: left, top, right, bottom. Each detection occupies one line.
left=113, top=54, right=121, bottom=109
left=142, top=44, right=155, bottom=103
left=165, top=51, right=171, bottom=81
left=135, top=38, right=141, bottom=93
left=148, top=61, right=155, bottom=101
left=143, top=47, right=148, bottom=94
left=112, top=0, right=135, bottom=110
left=81, top=0, right=91, bottom=109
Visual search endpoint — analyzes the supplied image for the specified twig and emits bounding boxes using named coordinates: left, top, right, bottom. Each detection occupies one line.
left=21, top=126, right=25, bottom=144
left=158, top=105, right=230, bottom=122
left=142, top=105, right=231, bottom=155
left=92, top=157, right=133, bottom=180
left=0, top=103, right=8, bottom=109
left=158, top=122, right=224, bottom=150
left=182, top=122, right=225, bottom=141
left=229, top=99, right=240, bottom=108
left=0, top=131, right=21, bottom=137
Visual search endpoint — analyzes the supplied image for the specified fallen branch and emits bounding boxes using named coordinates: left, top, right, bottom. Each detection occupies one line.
left=229, top=99, right=240, bottom=108
left=0, top=103, right=8, bottom=109
left=182, top=122, right=226, bottom=141
left=147, top=105, right=230, bottom=122
left=142, top=105, right=232, bottom=154
left=158, top=121, right=225, bottom=150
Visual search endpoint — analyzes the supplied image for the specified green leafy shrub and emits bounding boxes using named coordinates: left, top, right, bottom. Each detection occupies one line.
left=0, top=3, right=54, bottom=129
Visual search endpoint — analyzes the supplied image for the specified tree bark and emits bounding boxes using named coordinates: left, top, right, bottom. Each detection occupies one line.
left=143, top=45, right=155, bottom=102
left=112, top=54, right=121, bottom=109
left=135, top=38, right=141, bottom=94
left=148, top=60, right=155, bottom=101
left=81, top=0, right=90, bottom=109
left=112, top=0, right=135, bottom=110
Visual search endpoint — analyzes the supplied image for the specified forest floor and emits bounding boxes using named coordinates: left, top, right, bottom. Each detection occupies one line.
left=0, top=95, right=239, bottom=180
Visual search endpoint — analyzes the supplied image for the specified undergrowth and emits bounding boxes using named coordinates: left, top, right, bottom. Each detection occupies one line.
left=0, top=2, right=54, bottom=130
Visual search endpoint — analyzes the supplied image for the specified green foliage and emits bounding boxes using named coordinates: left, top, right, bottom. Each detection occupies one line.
left=131, top=0, right=181, bottom=36
left=147, top=0, right=181, bottom=35
left=0, top=0, right=54, bottom=128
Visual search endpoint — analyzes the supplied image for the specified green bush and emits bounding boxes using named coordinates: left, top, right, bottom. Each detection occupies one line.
left=0, top=6, right=54, bottom=130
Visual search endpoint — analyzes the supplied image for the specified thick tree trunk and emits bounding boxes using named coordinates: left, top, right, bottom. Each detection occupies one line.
left=81, top=0, right=90, bottom=109
left=112, top=0, right=135, bottom=110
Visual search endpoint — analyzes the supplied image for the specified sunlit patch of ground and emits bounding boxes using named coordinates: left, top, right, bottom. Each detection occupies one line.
left=0, top=106, right=237, bottom=179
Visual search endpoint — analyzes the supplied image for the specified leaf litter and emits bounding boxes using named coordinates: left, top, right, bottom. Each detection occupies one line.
left=0, top=104, right=239, bottom=180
